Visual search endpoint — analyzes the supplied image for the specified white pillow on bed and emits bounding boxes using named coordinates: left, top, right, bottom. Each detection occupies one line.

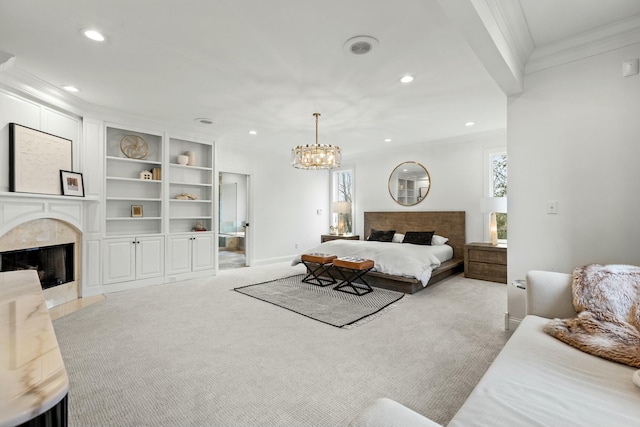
left=431, top=235, right=449, bottom=245
left=392, top=233, right=448, bottom=244
left=392, top=233, right=404, bottom=243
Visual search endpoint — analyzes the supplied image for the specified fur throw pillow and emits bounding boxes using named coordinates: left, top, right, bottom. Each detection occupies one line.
left=544, top=264, right=640, bottom=368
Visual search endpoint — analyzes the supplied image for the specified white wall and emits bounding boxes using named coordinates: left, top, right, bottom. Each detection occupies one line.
left=508, top=42, right=640, bottom=282
left=215, top=143, right=329, bottom=265
left=348, top=130, right=507, bottom=242
left=0, top=89, right=81, bottom=192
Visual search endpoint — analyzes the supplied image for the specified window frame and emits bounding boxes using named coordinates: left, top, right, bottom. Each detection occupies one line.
left=484, top=148, right=507, bottom=243
left=330, top=166, right=355, bottom=235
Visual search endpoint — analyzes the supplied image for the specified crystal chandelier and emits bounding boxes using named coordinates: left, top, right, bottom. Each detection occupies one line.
left=291, top=113, right=341, bottom=169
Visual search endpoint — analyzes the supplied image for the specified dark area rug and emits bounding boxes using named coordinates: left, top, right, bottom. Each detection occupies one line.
left=234, top=274, right=406, bottom=328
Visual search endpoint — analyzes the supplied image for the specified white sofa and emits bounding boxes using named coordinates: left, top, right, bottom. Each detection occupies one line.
left=349, top=270, right=640, bottom=427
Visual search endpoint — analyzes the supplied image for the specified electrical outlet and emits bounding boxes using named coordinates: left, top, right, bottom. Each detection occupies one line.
left=295, top=243, right=299, bottom=249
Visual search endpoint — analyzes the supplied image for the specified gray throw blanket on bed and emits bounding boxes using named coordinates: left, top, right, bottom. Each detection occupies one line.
left=544, top=264, right=640, bottom=368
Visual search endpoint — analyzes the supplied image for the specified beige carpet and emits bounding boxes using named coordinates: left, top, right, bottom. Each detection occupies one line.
left=52, top=262, right=511, bottom=426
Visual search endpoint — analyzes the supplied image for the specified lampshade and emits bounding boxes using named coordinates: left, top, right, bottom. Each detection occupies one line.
left=332, top=201, right=351, bottom=235
left=480, top=197, right=507, bottom=214
left=332, top=201, right=351, bottom=214
left=480, top=197, right=506, bottom=246
left=291, top=113, right=341, bottom=170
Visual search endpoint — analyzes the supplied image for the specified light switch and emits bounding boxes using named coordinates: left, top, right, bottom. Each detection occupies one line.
left=316, top=209, right=323, bottom=215
left=623, top=59, right=639, bottom=77
left=546, top=201, right=558, bottom=214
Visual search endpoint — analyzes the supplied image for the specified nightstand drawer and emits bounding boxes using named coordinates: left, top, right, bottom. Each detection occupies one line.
left=464, top=242, right=508, bottom=283
left=467, top=262, right=507, bottom=282
left=468, top=248, right=507, bottom=265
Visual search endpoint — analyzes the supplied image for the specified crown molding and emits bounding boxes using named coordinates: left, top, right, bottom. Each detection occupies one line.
left=0, top=66, right=87, bottom=116
left=487, top=0, right=535, bottom=75
left=0, top=66, right=217, bottom=141
left=526, top=15, right=640, bottom=74
left=0, top=51, right=15, bottom=72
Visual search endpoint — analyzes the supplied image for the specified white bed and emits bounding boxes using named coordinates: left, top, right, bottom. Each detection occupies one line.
left=293, top=239, right=453, bottom=286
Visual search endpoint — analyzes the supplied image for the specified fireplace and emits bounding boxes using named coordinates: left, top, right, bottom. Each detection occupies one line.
left=0, top=216, right=81, bottom=308
left=1, top=243, right=75, bottom=289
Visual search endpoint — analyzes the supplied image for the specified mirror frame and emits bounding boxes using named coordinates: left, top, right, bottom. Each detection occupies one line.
left=388, top=161, right=431, bottom=206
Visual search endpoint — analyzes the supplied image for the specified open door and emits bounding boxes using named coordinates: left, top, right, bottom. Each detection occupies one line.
left=218, top=172, right=249, bottom=269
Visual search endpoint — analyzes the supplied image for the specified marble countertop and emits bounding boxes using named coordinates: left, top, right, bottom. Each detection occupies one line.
left=0, top=270, right=69, bottom=427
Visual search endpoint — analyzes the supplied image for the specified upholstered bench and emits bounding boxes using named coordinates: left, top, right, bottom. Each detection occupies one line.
left=300, top=253, right=337, bottom=287
left=332, top=257, right=375, bottom=296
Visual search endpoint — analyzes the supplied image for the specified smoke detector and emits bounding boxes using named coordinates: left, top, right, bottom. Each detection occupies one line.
left=343, top=36, right=379, bottom=56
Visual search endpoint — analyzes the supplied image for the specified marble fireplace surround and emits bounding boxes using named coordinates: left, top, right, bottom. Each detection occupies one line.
left=0, top=195, right=85, bottom=308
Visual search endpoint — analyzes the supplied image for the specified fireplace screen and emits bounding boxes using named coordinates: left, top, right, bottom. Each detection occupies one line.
left=0, top=243, right=74, bottom=289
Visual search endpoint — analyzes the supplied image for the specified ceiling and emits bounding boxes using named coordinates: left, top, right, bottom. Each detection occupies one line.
left=0, top=0, right=639, bottom=157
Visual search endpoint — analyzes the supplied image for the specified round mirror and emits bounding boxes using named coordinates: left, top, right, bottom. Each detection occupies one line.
left=388, top=161, right=431, bottom=206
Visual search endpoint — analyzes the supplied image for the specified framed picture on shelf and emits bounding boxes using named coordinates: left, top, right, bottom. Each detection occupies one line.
left=131, top=205, right=143, bottom=217
left=60, top=170, right=85, bottom=197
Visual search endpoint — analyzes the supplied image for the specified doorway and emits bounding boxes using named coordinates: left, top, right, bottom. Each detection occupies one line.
left=218, top=172, right=249, bottom=269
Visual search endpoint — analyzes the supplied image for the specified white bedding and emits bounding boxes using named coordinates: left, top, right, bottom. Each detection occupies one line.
left=292, top=240, right=453, bottom=286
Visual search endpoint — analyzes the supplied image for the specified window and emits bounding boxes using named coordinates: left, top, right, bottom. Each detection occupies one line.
left=490, top=152, right=507, bottom=240
left=331, top=168, right=354, bottom=234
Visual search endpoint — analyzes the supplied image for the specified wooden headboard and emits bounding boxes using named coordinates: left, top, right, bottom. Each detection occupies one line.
left=363, top=211, right=466, bottom=260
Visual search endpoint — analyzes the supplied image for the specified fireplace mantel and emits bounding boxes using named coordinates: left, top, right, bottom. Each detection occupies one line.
left=0, top=192, right=97, bottom=237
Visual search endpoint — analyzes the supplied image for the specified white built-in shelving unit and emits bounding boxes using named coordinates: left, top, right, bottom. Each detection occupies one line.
left=101, top=124, right=215, bottom=287
left=166, top=137, right=215, bottom=276
left=105, top=126, right=163, bottom=236
left=167, top=137, right=214, bottom=234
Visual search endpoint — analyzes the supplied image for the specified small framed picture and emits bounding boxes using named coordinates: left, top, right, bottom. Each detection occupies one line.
left=131, top=205, right=143, bottom=217
left=60, top=170, right=85, bottom=197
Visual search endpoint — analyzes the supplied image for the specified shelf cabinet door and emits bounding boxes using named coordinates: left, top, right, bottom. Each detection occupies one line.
left=192, top=233, right=214, bottom=271
left=103, top=236, right=164, bottom=284
left=167, top=234, right=193, bottom=275
left=103, top=238, right=136, bottom=284
left=167, top=233, right=214, bottom=274
left=136, top=236, right=165, bottom=280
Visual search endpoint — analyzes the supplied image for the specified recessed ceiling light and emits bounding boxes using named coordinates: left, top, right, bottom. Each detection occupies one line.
left=62, top=85, right=80, bottom=93
left=400, top=75, right=414, bottom=84
left=249, top=130, right=257, bottom=135
left=195, top=118, right=214, bottom=125
left=83, top=30, right=105, bottom=42
left=465, top=121, right=475, bottom=127
left=384, top=138, right=392, bottom=142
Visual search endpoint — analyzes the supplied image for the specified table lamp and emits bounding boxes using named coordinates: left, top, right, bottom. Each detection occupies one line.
left=332, top=201, right=351, bottom=235
left=480, top=197, right=507, bottom=245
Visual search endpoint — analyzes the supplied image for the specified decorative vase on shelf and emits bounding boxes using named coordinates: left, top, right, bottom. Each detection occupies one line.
left=177, top=155, right=189, bottom=165
left=185, top=151, right=196, bottom=166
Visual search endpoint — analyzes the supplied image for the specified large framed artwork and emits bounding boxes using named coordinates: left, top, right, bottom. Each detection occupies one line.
left=9, top=123, right=73, bottom=195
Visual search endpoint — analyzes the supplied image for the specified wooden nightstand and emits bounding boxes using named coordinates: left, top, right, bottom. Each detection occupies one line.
left=464, top=242, right=507, bottom=283
left=320, top=234, right=360, bottom=243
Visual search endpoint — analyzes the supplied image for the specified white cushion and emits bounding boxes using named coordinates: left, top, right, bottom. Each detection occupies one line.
left=348, top=398, right=443, bottom=427
left=448, top=316, right=640, bottom=427
left=526, top=270, right=575, bottom=319
left=431, top=235, right=448, bottom=245
left=392, top=233, right=404, bottom=243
